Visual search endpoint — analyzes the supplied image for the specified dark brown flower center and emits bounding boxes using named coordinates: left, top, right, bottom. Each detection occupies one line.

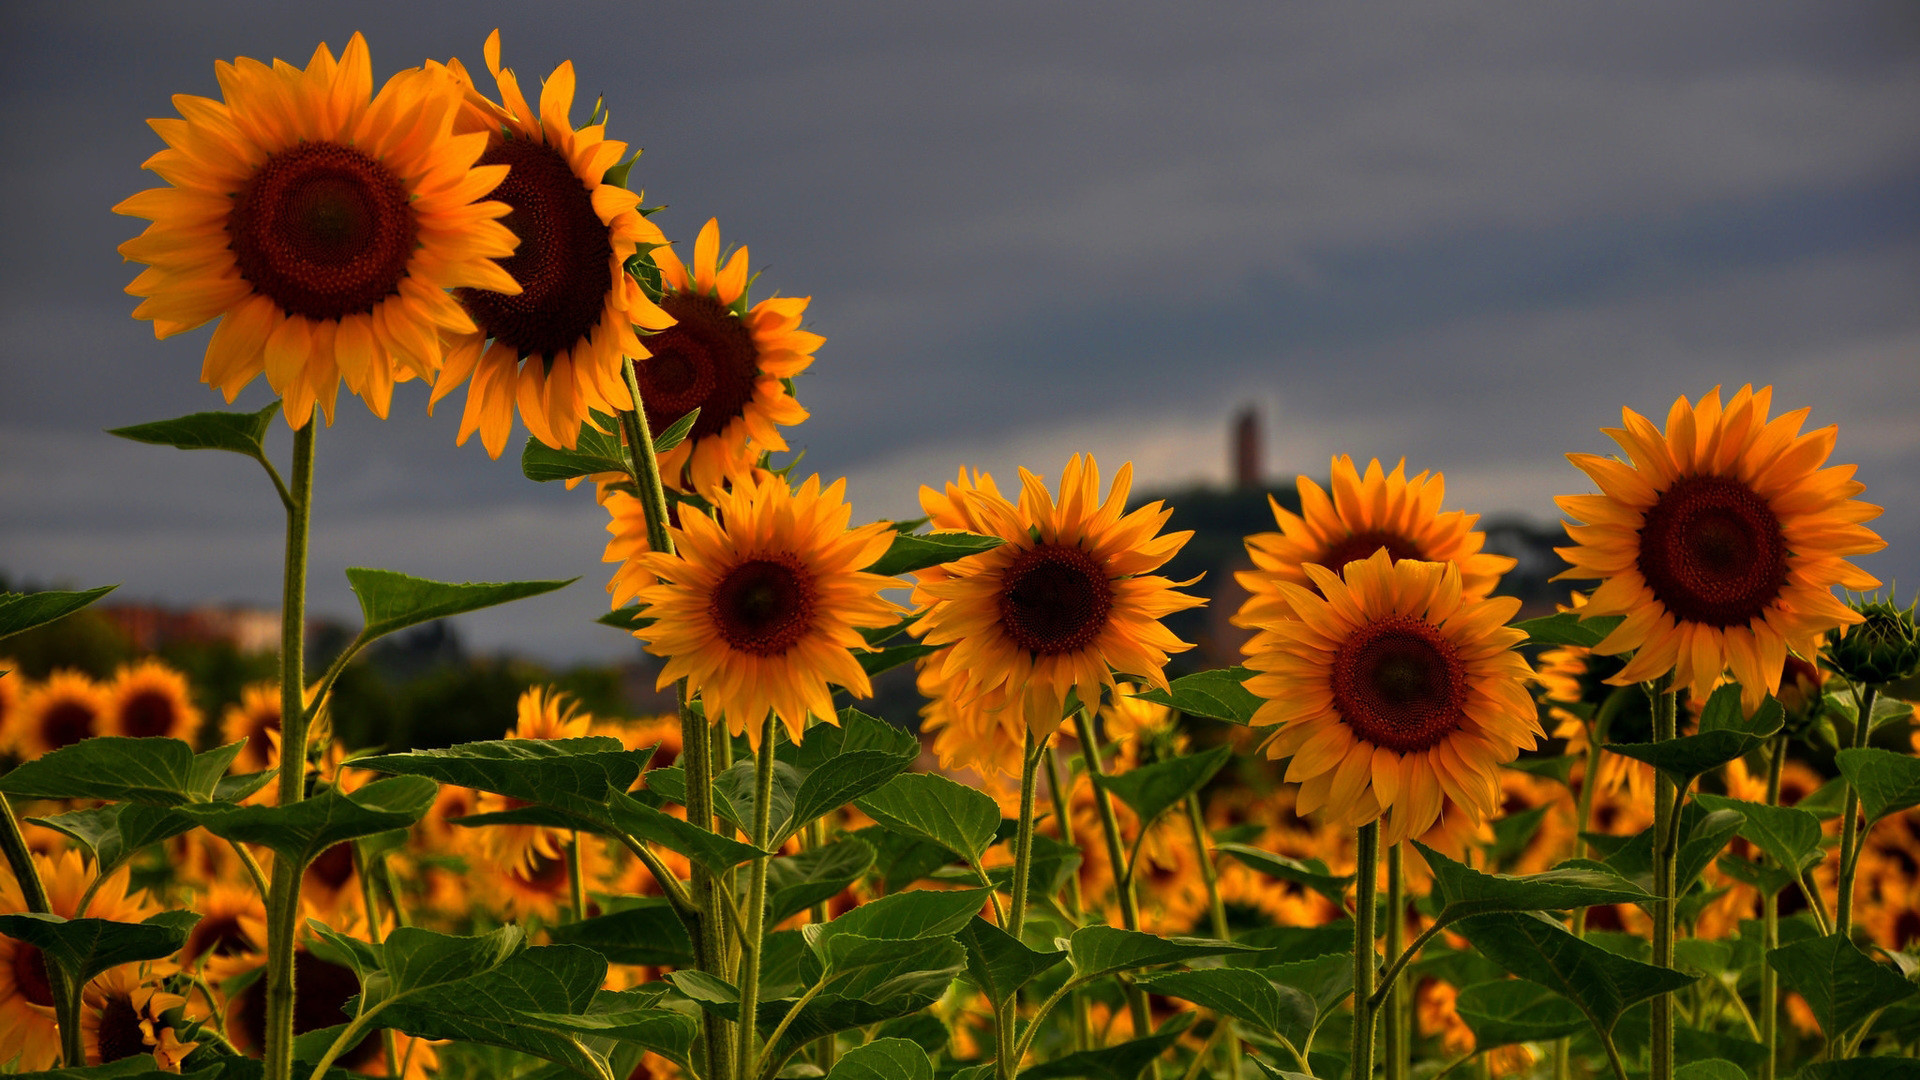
left=636, top=291, right=760, bottom=444
left=228, top=141, right=417, bottom=321
left=42, top=700, right=98, bottom=750
left=183, top=913, right=255, bottom=964
left=516, top=851, right=572, bottom=895
left=1636, top=474, right=1788, bottom=627
left=304, top=842, right=356, bottom=893
left=1314, top=530, right=1425, bottom=585
left=119, top=689, right=180, bottom=738
left=1331, top=615, right=1467, bottom=753
left=12, top=943, right=53, bottom=1006
left=710, top=557, right=817, bottom=657
left=457, top=137, right=613, bottom=365
left=95, top=991, right=148, bottom=1063
left=997, top=543, right=1114, bottom=656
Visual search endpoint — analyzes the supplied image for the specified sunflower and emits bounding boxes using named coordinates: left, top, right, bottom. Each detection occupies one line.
left=1245, top=549, right=1541, bottom=845
left=0, top=669, right=21, bottom=753
left=81, top=965, right=195, bottom=1068
left=178, top=882, right=268, bottom=988
left=474, top=686, right=594, bottom=872
left=1555, top=384, right=1884, bottom=711
left=914, top=455, right=1205, bottom=739
left=0, top=852, right=161, bottom=1070
left=632, top=472, right=900, bottom=747
left=430, top=31, right=675, bottom=458
left=103, top=659, right=201, bottom=741
left=1235, top=456, right=1515, bottom=635
left=115, top=34, right=517, bottom=427
left=221, top=681, right=283, bottom=773
left=17, top=669, right=110, bottom=758
left=633, top=218, right=818, bottom=494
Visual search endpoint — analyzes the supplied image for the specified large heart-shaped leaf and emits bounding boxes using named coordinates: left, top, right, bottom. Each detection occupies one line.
left=1836, top=748, right=1920, bottom=823
left=177, top=775, right=437, bottom=871
left=1605, top=684, right=1783, bottom=785
left=1098, top=745, right=1232, bottom=830
left=956, top=916, right=1066, bottom=1009
left=1128, top=668, right=1263, bottom=725
left=0, top=737, right=243, bottom=805
left=854, top=772, right=1001, bottom=866
left=1767, top=933, right=1919, bottom=1039
left=1456, top=911, right=1697, bottom=1038
left=0, top=910, right=199, bottom=988
left=1066, top=925, right=1257, bottom=982
left=868, top=531, right=1006, bottom=577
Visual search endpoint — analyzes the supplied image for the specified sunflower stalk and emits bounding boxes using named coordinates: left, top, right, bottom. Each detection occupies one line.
left=263, top=419, right=316, bottom=1080
left=1383, top=841, right=1407, bottom=1080
left=351, top=841, right=402, bottom=1080
left=1352, top=822, right=1380, bottom=1080
left=1760, top=733, right=1786, bottom=1080
left=1834, top=682, right=1878, bottom=934
left=1072, top=705, right=1157, bottom=1053
left=996, top=729, right=1048, bottom=1080
left=1046, top=744, right=1094, bottom=1053
left=0, top=792, right=81, bottom=1065
left=737, top=710, right=778, bottom=1080
left=1647, top=674, right=1677, bottom=1080
left=619, top=354, right=734, bottom=1080
left=1184, top=790, right=1241, bottom=1079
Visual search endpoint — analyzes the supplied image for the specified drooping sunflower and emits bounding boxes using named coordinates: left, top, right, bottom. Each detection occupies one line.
left=632, top=472, right=901, bottom=747
left=1245, top=549, right=1541, bottom=845
left=430, top=32, right=675, bottom=458
left=633, top=218, right=819, bottom=494
left=17, top=669, right=110, bottom=758
left=1235, top=456, right=1515, bottom=634
left=1556, top=385, right=1885, bottom=711
left=914, top=455, right=1205, bottom=739
left=115, top=34, right=518, bottom=427
left=475, top=686, right=594, bottom=872
left=103, top=659, right=201, bottom=741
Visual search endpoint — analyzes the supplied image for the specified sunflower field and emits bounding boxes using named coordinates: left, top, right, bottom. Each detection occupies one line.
left=4, top=29, right=1920, bottom=1080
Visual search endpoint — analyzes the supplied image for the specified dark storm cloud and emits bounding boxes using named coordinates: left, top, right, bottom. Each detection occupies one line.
left=3, top=2, right=1916, bottom=662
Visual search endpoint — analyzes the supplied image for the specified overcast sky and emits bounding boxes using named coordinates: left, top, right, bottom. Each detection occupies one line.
left=3, top=2, right=1916, bottom=664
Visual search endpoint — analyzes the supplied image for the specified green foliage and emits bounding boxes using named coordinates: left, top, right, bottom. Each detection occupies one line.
left=0, top=910, right=198, bottom=988
left=1766, top=934, right=1918, bottom=1040
left=0, top=584, right=117, bottom=641
left=519, top=417, right=628, bottom=483
left=1416, top=841, right=1651, bottom=921
left=1456, top=911, right=1697, bottom=1040
left=1672, top=1062, right=1750, bottom=1080
left=854, top=771, right=1002, bottom=866
left=178, top=774, right=437, bottom=871
left=547, top=900, right=693, bottom=967
left=1605, top=683, right=1784, bottom=785
left=1019, top=1013, right=1195, bottom=1080
left=956, top=915, right=1066, bottom=1008
left=1215, top=843, right=1355, bottom=905
left=866, top=531, right=1006, bottom=577
left=346, top=568, right=575, bottom=643
left=825, top=1038, right=936, bottom=1080
left=1835, top=748, right=1920, bottom=823
left=1453, top=979, right=1587, bottom=1046
left=0, top=736, right=243, bottom=805
left=764, top=838, right=875, bottom=925
left=808, top=887, right=991, bottom=944
left=107, top=401, right=279, bottom=459
left=1066, top=925, right=1257, bottom=982
left=28, top=802, right=201, bottom=877
left=1515, top=611, right=1624, bottom=648
left=1098, top=744, right=1232, bottom=829
left=1134, top=966, right=1315, bottom=1049
left=1128, top=668, right=1263, bottom=724
left=1692, top=793, right=1824, bottom=874
left=355, top=735, right=649, bottom=822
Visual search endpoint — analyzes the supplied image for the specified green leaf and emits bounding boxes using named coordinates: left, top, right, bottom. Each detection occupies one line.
left=825, top=1038, right=935, bottom=1080
left=1019, top=1014, right=1195, bottom=1080
left=371, top=945, right=613, bottom=1080
left=788, top=708, right=920, bottom=769
left=1098, top=745, right=1232, bottom=830
left=1794, top=1061, right=1920, bottom=1080
left=0, top=910, right=199, bottom=987
left=1599, top=805, right=1745, bottom=897
left=1257, top=954, right=1355, bottom=1019
left=1516, top=611, right=1625, bottom=648
left=1836, top=748, right=1920, bottom=823
left=1454, top=979, right=1588, bottom=1047
left=353, top=737, right=651, bottom=825
left=385, top=925, right=525, bottom=996
left=0, top=585, right=117, bottom=641
left=1605, top=685, right=1783, bottom=785
left=1766, top=934, right=1918, bottom=1039
left=1715, top=853, right=1801, bottom=898
left=650, top=408, right=700, bottom=454
left=27, top=802, right=196, bottom=875
left=1455, top=911, right=1697, bottom=1037
left=597, top=606, right=652, bottom=633
left=867, top=531, right=1005, bottom=577
left=1235, top=922, right=1355, bottom=965
left=1216, top=843, right=1356, bottom=906
left=1692, top=793, right=1824, bottom=874
left=604, top=791, right=767, bottom=875
left=547, top=899, right=693, bottom=967
left=814, top=932, right=967, bottom=999
left=345, top=568, right=575, bottom=642
left=177, top=775, right=437, bottom=871
left=1066, top=925, right=1258, bottom=982
left=764, top=839, right=875, bottom=926
left=974, top=833, right=1082, bottom=899
left=1134, top=966, right=1314, bottom=1048
left=107, top=402, right=278, bottom=458
left=1416, top=841, right=1652, bottom=921
left=521, top=422, right=628, bottom=483
left=1128, top=668, right=1263, bottom=725
left=0, top=736, right=241, bottom=805
left=854, top=772, right=1001, bottom=865
left=856, top=642, right=942, bottom=678
left=777, top=750, right=915, bottom=844
left=541, top=993, right=698, bottom=1070
left=810, top=888, right=992, bottom=945
left=1673, top=1061, right=1749, bottom=1080
left=957, top=916, right=1067, bottom=1008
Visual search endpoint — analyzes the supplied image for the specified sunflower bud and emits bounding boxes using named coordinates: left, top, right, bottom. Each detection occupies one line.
left=1823, top=594, right=1920, bottom=687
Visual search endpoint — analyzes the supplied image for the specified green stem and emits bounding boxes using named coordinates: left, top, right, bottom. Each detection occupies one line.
left=758, top=979, right=828, bottom=1080
left=1647, top=674, right=1676, bottom=1080
left=1369, top=919, right=1450, bottom=1013
left=264, top=419, right=316, bottom=1080
left=998, top=730, right=1047, bottom=1080
left=618, top=355, right=732, bottom=1080
left=1383, top=842, right=1406, bottom=1080
left=1559, top=710, right=1606, bottom=1080
left=737, top=711, right=778, bottom=1080
left=350, top=843, right=401, bottom=1080
left=1, top=794, right=79, bottom=1066
left=1046, top=745, right=1093, bottom=1054
left=1835, top=684, right=1878, bottom=936
left=1072, top=707, right=1155, bottom=1050
left=566, top=831, right=586, bottom=923
left=1761, top=734, right=1785, bottom=1080
left=1352, top=822, right=1380, bottom=1080
left=1185, top=792, right=1239, bottom=1079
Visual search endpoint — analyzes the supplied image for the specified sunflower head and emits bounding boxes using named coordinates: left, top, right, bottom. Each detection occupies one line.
left=914, top=455, right=1205, bottom=740
left=431, top=31, right=675, bottom=458
left=115, top=34, right=519, bottom=427
left=1824, top=593, right=1920, bottom=688
left=1245, top=549, right=1540, bottom=845
left=1235, top=456, right=1515, bottom=632
left=105, top=659, right=201, bottom=741
left=634, top=472, right=901, bottom=747
left=636, top=219, right=819, bottom=495
left=1556, top=385, right=1884, bottom=712
left=18, top=669, right=110, bottom=758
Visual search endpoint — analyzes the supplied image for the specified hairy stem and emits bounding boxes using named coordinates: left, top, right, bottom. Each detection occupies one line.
left=1647, top=674, right=1676, bottom=1080
left=0, top=794, right=79, bottom=1065
left=1352, top=822, right=1380, bottom=1080
left=1835, top=684, right=1878, bottom=934
left=1384, top=842, right=1407, bottom=1080
left=737, top=711, right=778, bottom=1080
left=1073, top=706, right=1156, bottom=1052
left=1761, top=734, right=1786, bottom=1080
left=1046, top=744, right=1093, bottom=1053
left=1186, top=791, right=1240, bottom=1079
